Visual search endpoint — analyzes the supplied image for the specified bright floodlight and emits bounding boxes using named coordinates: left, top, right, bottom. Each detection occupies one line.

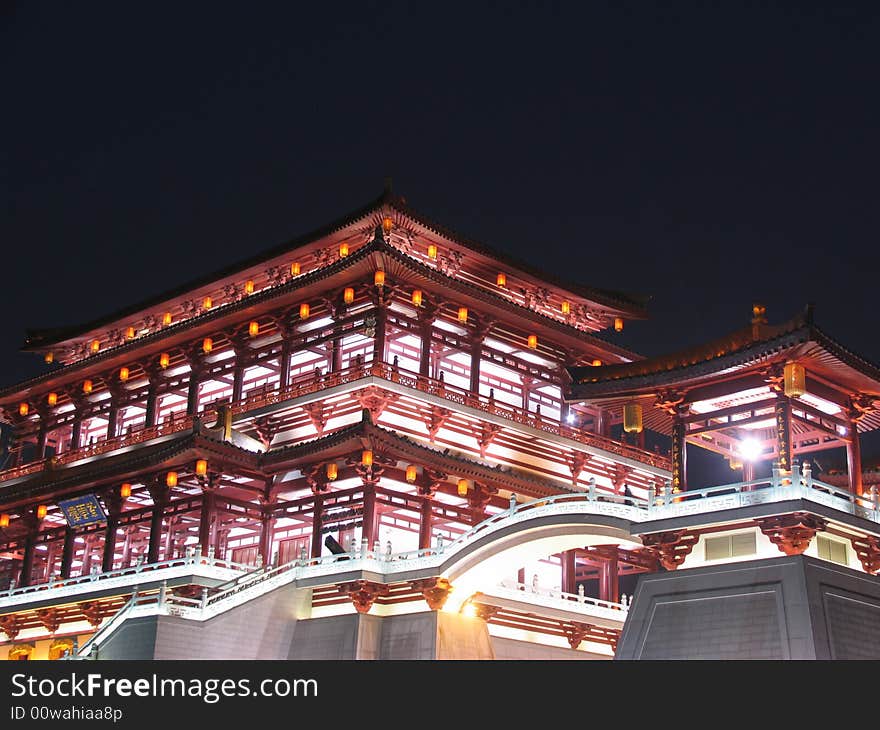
left=737, top=437, right=762, bottom=462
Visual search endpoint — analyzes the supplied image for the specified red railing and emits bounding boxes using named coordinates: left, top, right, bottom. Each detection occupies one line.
left=0, top=361, right=669, bottom=483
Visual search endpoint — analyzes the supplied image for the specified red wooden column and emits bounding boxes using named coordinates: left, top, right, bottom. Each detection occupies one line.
left=418, top=498, right=433, bottom=550
left=143, top=366, right=161, bottom=428
left=60, top=527, right=76, bottom=579
left=147, top=480, right=168, bottom=564
left=373, top=300, right=388, bottom=366
left=671, top=407, right=688, bottom=492
left=362, top=486, right=377, bottom=547
left=847, top=403, right=864, bottom=496
left=198, top=488, right=215, bottom=553
left=599, top=549, right=619, bottom=604
left=259, top=492, right=275, bottom=565
left=310, top=493, right=324, bottom=559
left=561, top=550, right=577, bottom=594
left=18, top=511, right=40, bottom=588
left=101, top=489, right=124, bottom=572
left=417, top=304, right=438, bottom=380
left=774, top=396, right=793, bottom=473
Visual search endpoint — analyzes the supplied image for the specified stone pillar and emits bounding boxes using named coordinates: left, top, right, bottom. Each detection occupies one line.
left=418, top=498, right=433, bottom=550
left=60, top=527, right=75, bottom=579
left=774, top=396, right=793, bottom=473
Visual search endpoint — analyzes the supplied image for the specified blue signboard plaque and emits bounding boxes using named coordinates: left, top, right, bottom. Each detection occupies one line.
left=58, top=494, right=106, bottom=527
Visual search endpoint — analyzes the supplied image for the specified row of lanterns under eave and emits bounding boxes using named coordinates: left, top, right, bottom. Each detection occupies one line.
left=0, top=460, right=211, bottom=525
left=323, top=454, right=472, bottom=496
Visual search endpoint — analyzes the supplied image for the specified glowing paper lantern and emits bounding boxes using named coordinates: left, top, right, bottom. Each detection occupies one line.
left=195, top=459, right=208, bottom=476
left=47, top=393, right=58, bottom=407
left=36, top=505, right=48, bottom=520
left=90, top=339, right=100, bottom=353
left=83, top=380, right=93, bottom=394
left=457, top=479, right=468, bottom=496
left=784, top=362, right=806, bottom=398
left=458, top=307, right=468, bottom=323
left=163, top=312, right=173, bottom=326
left=203, top=296, right=213, bottom=311
left=406, top=465, right=418, bottom=483
left=249, top=321, right=259, bottom=337
left=202, top=338, right=213, bottom=353
left=120, top=483, right=132, bottom=498
left=245, top=279, right=255, bottom=295
left=291, top=262, right=301, bottom=275
left=362, top=450, right=373, bottom=467
left=166, top=471, right=178, bottom=487
left=614, top=317, right=624, bottom=332
left=326, top=463, right=338, bottom=481
left=496, top=273, right=507, bottom=287
left=374, top=271, right=385, bottom=287
left=0, top=514, right=9, bottom=528
left=344, top=287, right=355, bottom=304
left=339, top=243, right=349, bottom=257
left=382, top=215, right=394, bottom=234
left=159, top=352, right=170, bottom=369
left=18, top=402, right=29, bottom=416
left=561, top=301, right=571, bottom=315
left=44, top=352, right=54, bottom=364
left=412, top=289, right=423, bottom=307
left=527, top=335, right=538, bottom=349
left=623, top=402, right=643, bottom=433
left=119, top=367, right=129, bottom=382
left=299, top=303, right=310, bottom=320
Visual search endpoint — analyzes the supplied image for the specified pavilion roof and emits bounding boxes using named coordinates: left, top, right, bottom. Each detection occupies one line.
left=565, top=306, right=880, bottom=434
left=21, top=187, right=648, bottom=353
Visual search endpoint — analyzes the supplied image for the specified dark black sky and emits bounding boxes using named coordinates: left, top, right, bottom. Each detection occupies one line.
left=2, top=2, right=879, bottom=469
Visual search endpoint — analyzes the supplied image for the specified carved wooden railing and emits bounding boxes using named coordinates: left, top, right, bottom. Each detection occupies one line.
left=0, top=360, right=669, bottom=483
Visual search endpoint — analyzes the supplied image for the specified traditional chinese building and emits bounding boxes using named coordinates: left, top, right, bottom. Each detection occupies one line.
left=0, top=189, right=879, bottom=660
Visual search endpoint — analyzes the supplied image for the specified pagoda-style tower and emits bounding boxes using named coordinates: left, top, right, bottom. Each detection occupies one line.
left=0, top=189, right=664, bottom=659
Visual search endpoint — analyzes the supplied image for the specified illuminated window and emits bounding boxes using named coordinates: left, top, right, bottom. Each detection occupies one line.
left=816, top=535, right=848, bottom=565
left=704, top=532, right=756, bottom=561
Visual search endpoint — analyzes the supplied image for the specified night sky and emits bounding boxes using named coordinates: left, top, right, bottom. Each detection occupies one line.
left=2, top=3, right=879, bottom=471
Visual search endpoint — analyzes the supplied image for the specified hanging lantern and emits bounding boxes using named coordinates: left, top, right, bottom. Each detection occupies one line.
left=18, top=402, right=29, bottom=416
left=203, top=296, right=213, bottom=311
left=0, top=514, right=9, bottom=528
left=245, top=279, right=255, bottom=295
left=406, top=464, right=418, bottom=483
left=412, top=289, right=423, bottom=307
left=458, top=307, right=468, bottom=323
left=159, top=352, right=170, bottom=369
left=561, top=301, right=571, bottom=316
left=44, top=352, right=54, bottom=364
left=496, top=273, right=507, bottom=287
left=784, top=362, right=806, bottom=398
left=120, top=483, right=132, bottom=499
left=249, top=321, right=259, bottom=337
left=47, top=392, right=58, bottom=407
left=527, top=334, right=538, bottom=349
left=119, top=367, right=130, bottom=382
left=166, top=471, right=178, bottom=487
left=339, top=243, right=349, bottom=258
left=36, top=505, right=48, bottom=520
left=614, top=317, right=624, bottom=332
left=344, top=287, right=355, bottom=304
left=457, top=478, right=468, bottom=496
left=361, top=450, right=374, bottom=467
left=125, top=326, right=135, bottom=339
left=90, top=339, right=100, bottom=353
left=291, top=262, right=301, bottom=276
left=374, top=271, right=385, bottom=287
left=427, top=243, right=438, bottom=260
left=623, top=402, right=643, bottom=434
left=195, top=459, right=208, bottom=476
left=163, top=312, right=173, bottom=326
left=326, top=462, right=338, bottom=481
left=202, top=337, right=213, bottom=354
left=382, top=215, right=394, bottom=234
left=592, top=359, right=602, bottom=367
left=83, top=380, right=93, bottom=394
left=299, top=303, right=310, bottom=320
